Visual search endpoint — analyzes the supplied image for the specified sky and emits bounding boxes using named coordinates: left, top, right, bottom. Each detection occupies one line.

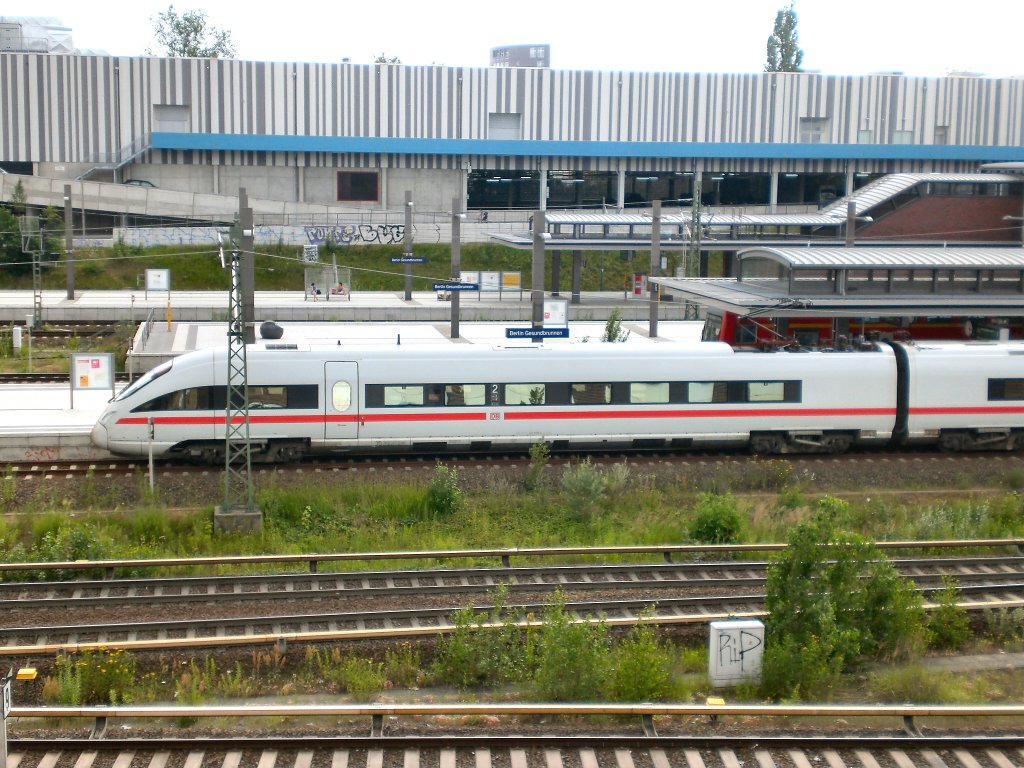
left=4, top=0, right=1024, bottom=78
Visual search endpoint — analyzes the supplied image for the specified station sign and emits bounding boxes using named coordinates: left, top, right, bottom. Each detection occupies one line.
left=71, top=353, right=115, bottom=390
left=433, top=282, right=479, bottom=291
left=391, top=256, right=426, bottom=264
left=145, top=268, right=170, bottom=292
left=505, top=327, right=570, bottom=339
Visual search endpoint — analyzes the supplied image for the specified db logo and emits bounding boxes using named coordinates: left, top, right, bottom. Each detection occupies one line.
left=489, top=412, right=501, bottom=420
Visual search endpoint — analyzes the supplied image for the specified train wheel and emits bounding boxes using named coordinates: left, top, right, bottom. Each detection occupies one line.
left=750, top=434, right=785, bottom=455
left=820, top=433, right=853, bottom=454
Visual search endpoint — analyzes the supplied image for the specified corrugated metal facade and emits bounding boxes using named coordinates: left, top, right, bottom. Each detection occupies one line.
left=2, top=53, right=1023, bottom=172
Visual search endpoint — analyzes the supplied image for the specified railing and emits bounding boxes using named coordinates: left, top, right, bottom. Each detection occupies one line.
left=10, top=702, right=1024, bottom=739
left=0, top=538, right=1020, bottom=577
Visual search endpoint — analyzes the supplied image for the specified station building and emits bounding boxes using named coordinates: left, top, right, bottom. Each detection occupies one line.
left=1, top=50, right=1023, bottom=217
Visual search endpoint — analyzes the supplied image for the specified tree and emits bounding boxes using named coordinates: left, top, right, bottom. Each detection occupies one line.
left=765, top=3, right=803, bottom=73
left=150, top=5, right=235, bottom=59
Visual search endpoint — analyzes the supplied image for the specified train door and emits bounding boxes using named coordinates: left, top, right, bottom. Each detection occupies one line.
left=325, top=362, right=359, bottom=440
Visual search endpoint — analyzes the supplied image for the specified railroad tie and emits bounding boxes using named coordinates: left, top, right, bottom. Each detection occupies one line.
left=441, top=749, right=457, bottom=768
left=256, top=750, right=277, bottom=768
left=72, top=750, right=98, bottom=768
left=754, top=749, right=777, bottom=768
left=579, top=748, right=599, bottom=768
left=475, top=749, right=492, bottom=768
left=545, top=748, right=563, bottom=768
left=822, top=749, right=848, bottom=768
left=920, top=750, right=951, bottom=768
left=683, top=749, right=706, bottom=768
left=855, top=749, right=884, bottom=768
left=719, top=749, right=743, bottom=768
left=295, top=751, right=314, bottom=768
left=953, top=749, right=986, bottom=768
left=510, top=749, right=528, bottom=768
left=788, top=750, right=814, bottom=768
left=615, top=748, right=636, bottom=768
left=331, top=750, right=349, bottom=768
left=182, top=751, right=204, bottom=768
left=367, top=750, right=384, bottom=768
left=111, top=754, right=135, bottom=768
left=147, top=751, right=171, bottom=768
left=987, top=749, right=1020, bottom=768
left=221, top=753, right=243, bottom=768
left=889, top=749, right=919, bottom=768
left=404, top=748, right=420, bottom=768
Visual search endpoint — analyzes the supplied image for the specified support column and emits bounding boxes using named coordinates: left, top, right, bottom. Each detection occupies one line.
left=403, top=190, right=413, bottom=301
left=532, top=211, right=546, bottom=341
left=539, top=166, right=548, bottom=212
left=451, top=196, right=462, bottom=339
left=239, top=188, right=256, bottom=345
left=649, top=200, right=661, bottom=339
left=769, top=170, right=779, bottom=212
left=571, top=251, right=582, bottom=304
left=616, top=169, right=626, bottom=213
left=64, top=184, right=74, bottom=299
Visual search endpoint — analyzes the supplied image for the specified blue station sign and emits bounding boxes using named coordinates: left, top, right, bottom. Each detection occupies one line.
left=433, top=282, right=479, bottom=291
left=390, top=256, right=426, bottom=264
left=505, top=327, right=570, bottom=339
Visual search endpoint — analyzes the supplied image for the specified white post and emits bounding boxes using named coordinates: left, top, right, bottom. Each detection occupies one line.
left=147, top=417, right=155, bottom=492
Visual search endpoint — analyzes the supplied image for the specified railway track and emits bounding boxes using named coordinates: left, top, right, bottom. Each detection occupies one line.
left=6, top=729, right=1024, bottom=768
left=6, top=447, right=1024, bottom=480
left=3, top=555, right=1023, bottom=652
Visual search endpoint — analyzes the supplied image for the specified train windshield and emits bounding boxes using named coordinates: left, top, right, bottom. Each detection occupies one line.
left=112, top=360, right=173, bottom=402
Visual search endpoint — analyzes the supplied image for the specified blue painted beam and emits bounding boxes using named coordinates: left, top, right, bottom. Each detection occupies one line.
left=150, top=132, right=1024, bottom=162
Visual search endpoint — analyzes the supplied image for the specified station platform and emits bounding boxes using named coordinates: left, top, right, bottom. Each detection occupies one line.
left=0, top=314, right=706, bottom=462
left=0, top=288, right=694, bottom=325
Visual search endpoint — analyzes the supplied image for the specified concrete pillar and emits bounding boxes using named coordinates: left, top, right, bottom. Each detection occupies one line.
left=649, top=200, right=661, bottom=338
left=616, top=169, right=626, bottom=212
left=451, top=196, right=462, bottom=339
left=532, top=211, right=546, bottom=340
left=769, top=170, right=779, bottom=212
left=571, top=251, right=582, bottom=304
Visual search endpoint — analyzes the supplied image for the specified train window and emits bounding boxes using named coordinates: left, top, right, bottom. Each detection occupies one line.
left=384, top=385, right=424, bottom=406
left=445, top=384, right=486, bottom=406
left=114, top=360, right=172, bottom=402
left=687, top=382, right=728, bottom=403
left=630, top=382, right=669, bottom=404
left=332, top=382, right=351, bottom=410
left=988, top=378, right=1024, bottom=400
left=425, top=385, right=444, bottom=406
left=571, top=383, right=611, bottom=404
left=134, top=386, right=210, bottom=412
left=747, top=382, right=786, bottom=402
left=248, top=385, right=288, bottom=409
left=505, top=383, right=545, bottom=405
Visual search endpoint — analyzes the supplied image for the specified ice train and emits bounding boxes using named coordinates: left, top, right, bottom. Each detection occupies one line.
left=90, top=340, right=1024, bottom=462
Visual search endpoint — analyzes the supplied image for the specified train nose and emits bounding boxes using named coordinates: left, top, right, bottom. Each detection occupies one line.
left=90, top=421, right=109, bottom=450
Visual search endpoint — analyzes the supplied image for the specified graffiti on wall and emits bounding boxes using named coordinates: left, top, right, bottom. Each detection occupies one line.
left=304, top=224, right=406, bottom=246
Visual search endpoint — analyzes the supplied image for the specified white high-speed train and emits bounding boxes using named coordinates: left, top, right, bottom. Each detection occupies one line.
left=90, top=340, right=1024, bottom=462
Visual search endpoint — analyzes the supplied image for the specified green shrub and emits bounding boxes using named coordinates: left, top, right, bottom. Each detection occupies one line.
left=928, top=576, right=971, bottom=651
left=560, top=459, right=606, bottom=514
left=761, top=496, right=927, bottom=700
left=983, top=607, right=1024, bottom=648
left=525, top=442, right=550, bottom=491
left=338, top=656, right=386, bottom=700
left=605, top=620, right=675, bottom=701
left=867, top=665, right=970, bottom=703
left=384, top=643, right=422, bottom=688
left=531, top=597, right=609, bottom=701
left=425, top=464, right=463, bottom=517
left=688, top=492, right=743, bottom=543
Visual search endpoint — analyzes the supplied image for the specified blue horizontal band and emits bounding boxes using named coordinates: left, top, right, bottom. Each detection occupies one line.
left=150, top=132, right=1024, bottom=162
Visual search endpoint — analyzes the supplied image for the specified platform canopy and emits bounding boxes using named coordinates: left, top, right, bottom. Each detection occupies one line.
left=737, top=246, right=1024, bottom=271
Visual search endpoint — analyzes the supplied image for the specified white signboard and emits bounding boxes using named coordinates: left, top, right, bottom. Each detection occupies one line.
left=71, top=353, right=114, bottom=391
left=146, top=269, right=170, bottom=292
left=543, top=298, right=568, bottom=328
left=302, top=245, right=320, bottom=263
left=709, top=620, right=764, bottom=687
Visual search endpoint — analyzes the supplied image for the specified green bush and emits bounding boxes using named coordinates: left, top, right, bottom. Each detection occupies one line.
left=761, top=496, right=927, bottom=700
left=928, top=576, right=971, bottom=651
left=688, top=492, right=743, bottom=543
left=525, top=442, right=550, bottom=491
left=867, top=665, right=971, bottom=703
left=531, top=597, right=609, bottom=701
left=560, top=459, right=606, bottom=514
left=384, top=643, right=422, bottom=688
left=426, top=464, right=463, bottom=517
left=338, top=656, right=387, bottom=700
left=983, top=607, right=1024, bottom=648
left=605, top=620, right=675, bottom=701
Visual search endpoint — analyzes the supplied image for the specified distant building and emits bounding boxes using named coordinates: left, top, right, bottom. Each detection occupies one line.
left=490, top=44, right=549, bottom=68
left=0, top=17, right=74, bottom=54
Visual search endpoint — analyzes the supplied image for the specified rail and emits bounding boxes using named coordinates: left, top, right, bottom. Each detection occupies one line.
left=0, top=538, right=1021, bottom=577
left=10, top=702, right=1024, bottom=739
